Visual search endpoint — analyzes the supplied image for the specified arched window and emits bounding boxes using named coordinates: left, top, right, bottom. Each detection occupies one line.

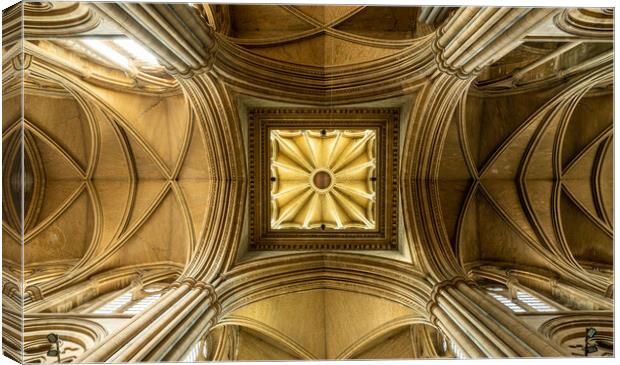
left=485, top=286, right=557, bottom=313
left=92, top=285, right=165, bottom=315
left=123, top=289, right=163, bottom=314
left=515, top=289, right=557, bottom=312
left=93, top=292, right=133, bottom=314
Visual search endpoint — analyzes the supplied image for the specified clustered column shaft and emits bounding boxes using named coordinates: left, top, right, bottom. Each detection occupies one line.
left=430, top=280, right=569, bottom=358
left=79, top=281, right=218, bottom=362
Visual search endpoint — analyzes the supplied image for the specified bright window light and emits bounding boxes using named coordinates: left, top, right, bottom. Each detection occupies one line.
left=93, top=292, right=132, bottom=314
left=487, top=291, right=526, bottom=313
left=123, top=293, right=162, bottom=314
left=486, top=287, right=503, bottom=292
left=485, top=286, right=558, bottom=313
left=517, top=290, right=557, bottom=312
left=82, top=38, right=130, bottom=70
left=113, top=38, right=159, bottom=65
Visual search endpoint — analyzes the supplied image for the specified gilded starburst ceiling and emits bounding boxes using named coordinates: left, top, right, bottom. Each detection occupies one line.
left=1, top=2, right=615, bottom=362
left=248, top=108, right=399, bottom=250
left=269, top=129, right=376, bottom=230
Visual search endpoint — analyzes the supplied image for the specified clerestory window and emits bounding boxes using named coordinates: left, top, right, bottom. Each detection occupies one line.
left=93, top=286, right=165, bottom=315
left=485, top=286, right=557, bottom=313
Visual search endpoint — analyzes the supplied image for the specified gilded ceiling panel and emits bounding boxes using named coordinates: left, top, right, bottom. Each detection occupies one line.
left=270, top=129, right=376, bottom=230
left=249, top=109, right=398, bottom=250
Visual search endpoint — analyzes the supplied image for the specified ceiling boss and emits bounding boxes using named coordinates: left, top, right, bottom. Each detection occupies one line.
left=269, top=129, right=376, bottom=230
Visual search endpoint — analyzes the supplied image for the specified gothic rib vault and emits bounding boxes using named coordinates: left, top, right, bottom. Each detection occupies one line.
left=1, top=2, right=615, bottom=362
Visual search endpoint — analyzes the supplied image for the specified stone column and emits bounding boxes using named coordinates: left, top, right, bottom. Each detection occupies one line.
left=433, top=7, right=558, bottom=78
left=91, top=2, right=216, bottom=76
left=428, top=278, right=570, bottom=358
left=78, top=279, right=220, bottom=362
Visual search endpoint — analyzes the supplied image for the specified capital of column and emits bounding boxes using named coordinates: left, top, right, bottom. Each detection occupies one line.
left=426, top=276, right=475, bottom=324
left=431, top=38, right=482, bottom=80
left=431, top=8, right=557, bottom=79
left=2, top=281, right=20, bottom=299
left=172, top=277, right=221, bottom=315
left=166, top=41, right=219, bottom=79
left=427, top=277, right=569, bottom=357
left=23, top=285, right=43, bottom=301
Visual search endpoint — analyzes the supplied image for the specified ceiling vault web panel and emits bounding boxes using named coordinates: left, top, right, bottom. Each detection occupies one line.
left=249, top=109, right=399, bottom=250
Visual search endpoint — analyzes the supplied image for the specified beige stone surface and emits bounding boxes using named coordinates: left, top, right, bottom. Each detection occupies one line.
left=230, top=289, right=417, bottom=359
left=1, top=2, right=613, bottom=362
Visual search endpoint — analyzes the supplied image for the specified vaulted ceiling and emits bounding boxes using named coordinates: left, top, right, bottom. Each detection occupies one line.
left=1, top=2, right=614, bottom=361
left=438, top=71, right=613, bottom=272
left=3, top=0, right=613, bottom=306
left=204, top=5, right=437, bottom=67
left=3, top=61, right=192, bottom=287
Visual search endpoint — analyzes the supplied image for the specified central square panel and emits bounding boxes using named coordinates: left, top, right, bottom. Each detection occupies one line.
left=270, top=129, right=377, bottom=230
left=249, top=108, right=399, bottom=250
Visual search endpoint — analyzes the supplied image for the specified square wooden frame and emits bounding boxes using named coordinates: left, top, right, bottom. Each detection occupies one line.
left=248, top=108, right=399, bottom=250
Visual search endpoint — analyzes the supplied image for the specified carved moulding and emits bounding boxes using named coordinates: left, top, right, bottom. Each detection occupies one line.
left=217, top=253, right=432, bottom=316
left=431, top=8, right=557, bottom=79
left=539, top=313, right=613, bottom=356
left=3, top=2, right=103, bottom=46
left=248, top=108, right=399, bottom=250
left=22, top=40, right=181, bottom=96
left=555, top=8, right=613, bottom=39
left=21, top=316, right=108, bottom=363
